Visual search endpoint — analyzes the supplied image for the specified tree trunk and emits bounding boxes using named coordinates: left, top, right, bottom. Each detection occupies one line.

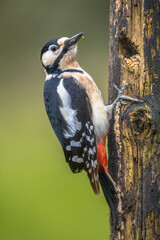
left=108, top=0, right=160, bottom=239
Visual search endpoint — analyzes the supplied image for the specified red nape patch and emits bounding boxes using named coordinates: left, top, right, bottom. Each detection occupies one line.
left=97, top=137, right=108, bottom=173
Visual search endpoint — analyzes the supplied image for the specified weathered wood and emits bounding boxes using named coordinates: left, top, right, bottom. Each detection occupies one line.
left=108, top=0, right=160, bottom=239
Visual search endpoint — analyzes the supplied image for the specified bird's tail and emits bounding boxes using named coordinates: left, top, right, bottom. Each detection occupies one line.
left=99, top=169, right=121, bottom=225
left=97, top=138, right=120, bottom=224
left=99, top=169, right=117, bottom=207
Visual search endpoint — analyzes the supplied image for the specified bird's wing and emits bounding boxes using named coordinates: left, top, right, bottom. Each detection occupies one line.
left=44, top=75, right=99, bottom=194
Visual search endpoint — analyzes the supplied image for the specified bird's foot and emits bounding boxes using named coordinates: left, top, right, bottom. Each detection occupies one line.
left=110, top=83, right=143, bottom=108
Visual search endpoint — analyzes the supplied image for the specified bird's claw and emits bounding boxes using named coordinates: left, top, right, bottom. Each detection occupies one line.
left=110, top=83, right=143, bottom=108
left=114, top=83, right=132, bottom=95
left=120, top=100, right=128, bottom=105
left=113, top=84, right=120, bottom=93
left=120, top=95, right=143, bottom=103
left=121, top=83, right=132, bottom=92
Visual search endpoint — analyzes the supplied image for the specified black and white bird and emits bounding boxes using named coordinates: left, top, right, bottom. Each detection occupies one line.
left=40, top=32, right=142, bottom=196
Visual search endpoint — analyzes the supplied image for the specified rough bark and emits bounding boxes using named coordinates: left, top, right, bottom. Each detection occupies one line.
left=108, top=0, right=160, bottom=239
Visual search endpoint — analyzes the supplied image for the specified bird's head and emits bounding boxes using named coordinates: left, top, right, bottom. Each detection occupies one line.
left=40, top=32, right=84, bottom=74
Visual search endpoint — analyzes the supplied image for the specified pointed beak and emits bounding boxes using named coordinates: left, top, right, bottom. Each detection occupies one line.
left=64, top=32, right=84, bottom=49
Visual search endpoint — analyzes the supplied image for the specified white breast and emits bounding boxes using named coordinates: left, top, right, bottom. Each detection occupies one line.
left=81, top=71, right=110, bottom=142
left=92, top=100, right=110, bottom=143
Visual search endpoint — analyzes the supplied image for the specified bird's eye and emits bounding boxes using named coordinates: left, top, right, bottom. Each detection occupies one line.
left=50, top=45, right=58, bottom=52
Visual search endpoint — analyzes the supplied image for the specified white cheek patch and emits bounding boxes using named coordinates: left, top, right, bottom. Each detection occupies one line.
left=57, top=78, right=82, bottom=138
left=42, top=51, right=57, bottom=66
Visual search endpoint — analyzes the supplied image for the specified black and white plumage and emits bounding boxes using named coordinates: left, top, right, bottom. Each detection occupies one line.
left=44, top=73, right=99, bottom=192
left=40, top=32, right=142, bottom=195
left=41, top=33, right=100, bottom=193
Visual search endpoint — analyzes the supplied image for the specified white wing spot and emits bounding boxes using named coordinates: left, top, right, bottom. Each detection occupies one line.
left=72, top=156, right=83, bottom=163
left=86, top=135, right=94, bottom=145
left=90, top=125, right=94, bottom=130
left=66, top=145, right=71, bottom=151
left=91, top=160, right=97, bottom=168
left=88, top=168, right=92, bottom=174
left=86, top=162, right=90, bottom=168
left=70, top=140, right=81, bottom=147
left=88, top=148, right=93, bottom=155
left=84, top=147, right=87, bottom=152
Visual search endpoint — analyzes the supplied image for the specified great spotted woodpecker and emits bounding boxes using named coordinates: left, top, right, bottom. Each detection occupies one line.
left=40, top=32, right=142, bottom=196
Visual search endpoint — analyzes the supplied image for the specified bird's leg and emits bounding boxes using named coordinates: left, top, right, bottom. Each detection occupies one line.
left=105, top=83, right=143, bottom=109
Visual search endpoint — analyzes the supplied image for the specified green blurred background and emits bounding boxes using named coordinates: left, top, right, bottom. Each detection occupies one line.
left=0, top=0, right=110, bottom=239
